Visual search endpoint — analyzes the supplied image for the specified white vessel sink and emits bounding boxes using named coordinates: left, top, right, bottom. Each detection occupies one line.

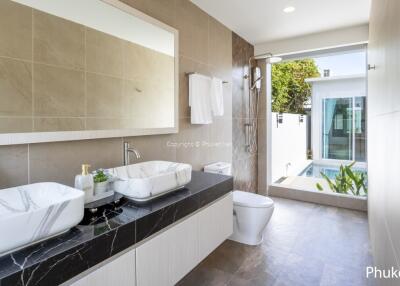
left=109, top=161, right=192, bottom=202
left=0, top=182, right=84, bottom=256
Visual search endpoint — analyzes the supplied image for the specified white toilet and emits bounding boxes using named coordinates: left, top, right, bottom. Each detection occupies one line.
left=230, top=190, right=274, bottom=245
left=204, top=162, right=275, bottom=246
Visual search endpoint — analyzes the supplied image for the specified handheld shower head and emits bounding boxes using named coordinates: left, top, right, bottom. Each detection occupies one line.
left=251, top=76, right=263, bottom=90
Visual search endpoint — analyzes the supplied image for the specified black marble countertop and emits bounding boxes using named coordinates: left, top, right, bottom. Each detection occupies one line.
left=0, top=171, right=233, bottom=286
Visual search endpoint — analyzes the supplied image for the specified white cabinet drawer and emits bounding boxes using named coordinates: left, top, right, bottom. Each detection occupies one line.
left=198, top=193, right=233, bottom=261
left=136, top=230, right=169, bottom=286
left=136, top=214, right=199, bottom=286
left=71, top=249, right=136, bottom=286
left=167, top=214, right=199, bottom=285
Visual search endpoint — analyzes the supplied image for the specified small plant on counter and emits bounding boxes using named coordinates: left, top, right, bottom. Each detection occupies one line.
left=93, top=169, right=108, bottom=183
left=316, top=162, right=368, bottom=197
left=93, top=169, right=110, bottom=195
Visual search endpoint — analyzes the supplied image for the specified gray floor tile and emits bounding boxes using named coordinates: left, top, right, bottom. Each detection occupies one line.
left=178, top=197, right=373, bottom=286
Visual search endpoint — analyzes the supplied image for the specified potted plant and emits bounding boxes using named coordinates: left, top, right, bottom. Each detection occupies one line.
left=93, top=169, right=109, bottom=195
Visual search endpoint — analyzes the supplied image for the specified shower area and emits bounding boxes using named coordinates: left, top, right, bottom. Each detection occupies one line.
left=232, top=33, right=280, bottom=194
left=232, top=33, right=259, bottom=193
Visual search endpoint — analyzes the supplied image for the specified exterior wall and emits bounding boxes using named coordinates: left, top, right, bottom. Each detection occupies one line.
left=257, top=60, right=268, bottom=195
left=368, top=0, right=400, bottom=283
left=232, top=33, right=257, bottom=193
left=271, top=113, right=308, bottom=183
left=0, top=0, right=233, bottom=189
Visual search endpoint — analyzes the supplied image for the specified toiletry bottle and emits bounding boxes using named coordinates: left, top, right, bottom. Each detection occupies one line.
left=75, top=164, right=94, bottom=203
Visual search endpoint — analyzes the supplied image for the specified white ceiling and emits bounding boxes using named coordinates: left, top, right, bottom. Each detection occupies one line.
left=191, top=0, right=371, bottom=45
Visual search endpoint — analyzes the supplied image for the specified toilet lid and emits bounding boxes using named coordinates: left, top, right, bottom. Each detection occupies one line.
left=233, top=190, right=274, bottom=208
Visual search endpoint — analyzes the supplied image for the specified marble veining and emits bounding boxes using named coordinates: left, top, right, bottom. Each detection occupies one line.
left=0, top=171, right=233, bottom=286
left=110, top=161, right=192, bottom=200
left=0, top=183, right=84, bottom=257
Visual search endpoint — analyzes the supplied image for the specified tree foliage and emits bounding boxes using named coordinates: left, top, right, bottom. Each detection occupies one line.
left=272, top=59, right=320, bottom=114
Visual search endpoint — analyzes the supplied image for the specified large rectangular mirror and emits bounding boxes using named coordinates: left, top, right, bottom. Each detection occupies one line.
left=0, top=0, right=178, bottom=145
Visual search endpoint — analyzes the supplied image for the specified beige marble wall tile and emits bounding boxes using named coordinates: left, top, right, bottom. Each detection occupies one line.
left=208, top=17, right=232, bottom=70
left=0, top=0, right=32, bottom=60
left=208, top=117, right=233, bottom=164
left=0, top=118, right=32, bottom=133
left=86, top=28, right=123, bottom=77
left=0, top=145, right=29, bottom=189
left=142, top=0, right=176, bottom=27
left=175, top=0, right=209, bottom=63
left=86, top=73, right=123, bottom=117
left=34, top=64, right=85, bottom=117
left=29, top=138, right=123, bottom=186
left=34, top=118, right=85, bottom=132
left=33, top=10, right=85, bottom=69
left=121, top=0, right=176, bottom=28
left=174, top=118, right=215, bottom=170
left=0, top=58, right=32, bottom=116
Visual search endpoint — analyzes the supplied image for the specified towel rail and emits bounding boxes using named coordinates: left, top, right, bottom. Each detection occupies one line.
left=185, top=72, right=229, bottom=84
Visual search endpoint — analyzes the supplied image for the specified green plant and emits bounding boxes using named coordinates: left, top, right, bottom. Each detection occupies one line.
left=272, top=59, right=320, bottom=114
left=93, top=169, right=108, bottom=183
left=316, top=162, right=368, bottom=196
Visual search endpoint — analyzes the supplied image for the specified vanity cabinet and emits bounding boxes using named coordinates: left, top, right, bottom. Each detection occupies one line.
left=70, top=193, right=232, bottom=286
left=71, top=249, right=136, bottom=286
left=136, top=193, right=233, bottom=286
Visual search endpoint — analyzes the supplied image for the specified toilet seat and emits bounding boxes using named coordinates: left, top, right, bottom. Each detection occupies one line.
left=233, top=190, right=274, bottom=208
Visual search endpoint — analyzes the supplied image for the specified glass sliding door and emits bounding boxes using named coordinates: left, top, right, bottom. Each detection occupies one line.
left=354, top=97, right=366, bottom=161
left=322, top=98, right=353, bottom=160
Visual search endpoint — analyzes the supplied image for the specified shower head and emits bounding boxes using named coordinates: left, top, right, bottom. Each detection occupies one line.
left=266, top=56, right=282, bottom=64
left=253, top=52, right=282, bottom=64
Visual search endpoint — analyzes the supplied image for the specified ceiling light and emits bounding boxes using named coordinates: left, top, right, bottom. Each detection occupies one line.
left=283, top=6, right=296, bottom=13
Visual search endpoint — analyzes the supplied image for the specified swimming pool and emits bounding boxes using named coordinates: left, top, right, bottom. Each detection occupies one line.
left=300, top=163, right=367, bottom=180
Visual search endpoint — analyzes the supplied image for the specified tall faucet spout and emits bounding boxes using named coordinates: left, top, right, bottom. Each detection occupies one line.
left=123, top=142, right=141, bottom=166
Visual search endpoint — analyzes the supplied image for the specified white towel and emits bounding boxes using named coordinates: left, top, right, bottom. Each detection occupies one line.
left=189, top=74, right=213, bottom=124
left=210, top=77, right=224, bottom=116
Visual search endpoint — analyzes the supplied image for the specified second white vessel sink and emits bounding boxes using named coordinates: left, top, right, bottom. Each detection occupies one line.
left=109, top=161, right=192, bottom=202
left=0, top=182, right=84, bottom=256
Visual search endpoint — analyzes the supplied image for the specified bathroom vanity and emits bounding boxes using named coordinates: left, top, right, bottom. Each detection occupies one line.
left=0, top=171, right=233, bottom=286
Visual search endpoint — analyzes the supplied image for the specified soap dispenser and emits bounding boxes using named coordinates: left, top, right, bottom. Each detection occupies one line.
left=75, top=164, right=94, bottom=203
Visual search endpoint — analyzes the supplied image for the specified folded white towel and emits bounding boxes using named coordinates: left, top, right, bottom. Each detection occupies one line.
left=189, top=74, right=213, bottom=124
left=210, top=77, right=224, bottom=116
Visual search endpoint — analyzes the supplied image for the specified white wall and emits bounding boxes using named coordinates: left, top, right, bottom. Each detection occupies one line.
left=271, top=113, right=308, bottom=183
left=368, top=0, right=400, bottom=284
left=255, top=24, right=369, bottom=57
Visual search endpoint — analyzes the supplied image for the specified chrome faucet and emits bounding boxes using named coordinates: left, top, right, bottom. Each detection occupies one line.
left=123, top=142, right=141, bottom=166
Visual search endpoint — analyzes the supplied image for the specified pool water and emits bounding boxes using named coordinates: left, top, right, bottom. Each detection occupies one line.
left=300, top=163, right=367, bottom=180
